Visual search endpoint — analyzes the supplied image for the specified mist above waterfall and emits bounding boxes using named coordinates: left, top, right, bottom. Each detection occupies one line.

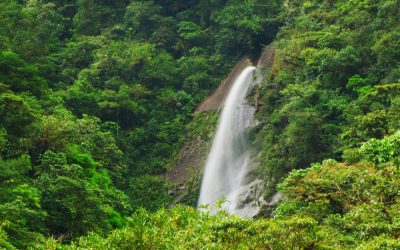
left=198, top=66, right=260, bottom=217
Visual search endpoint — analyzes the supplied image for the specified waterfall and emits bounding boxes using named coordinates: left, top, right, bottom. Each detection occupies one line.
left=198, top=65, right=260, bottom=217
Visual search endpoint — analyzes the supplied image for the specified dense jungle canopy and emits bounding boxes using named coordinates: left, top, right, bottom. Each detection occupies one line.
left=1, top=0, right=400, bottom=249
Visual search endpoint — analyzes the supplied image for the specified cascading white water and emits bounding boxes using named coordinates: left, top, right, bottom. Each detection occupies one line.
left=198, top=66, right=258, bottom=217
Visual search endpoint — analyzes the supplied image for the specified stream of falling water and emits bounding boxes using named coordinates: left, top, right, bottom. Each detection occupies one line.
left=198, top=66, right=259, bottom=217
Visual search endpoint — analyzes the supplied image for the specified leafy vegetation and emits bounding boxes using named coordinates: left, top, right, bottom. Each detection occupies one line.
left=2, top=0, right=400, bottom=249
left=29, top=131, right=400, bottom=249
left=255, top=0, right=400, bottom=197
left=0, top=0, right=280, bottom=248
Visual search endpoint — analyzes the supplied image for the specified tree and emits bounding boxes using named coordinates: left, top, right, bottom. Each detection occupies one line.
left=35, top=150, right=130, bottom=239
left=73, top=0, right=127, bottom=35
left=0, top=155, right=46, bottom=249
left=0, top=51, right=48, bottom=96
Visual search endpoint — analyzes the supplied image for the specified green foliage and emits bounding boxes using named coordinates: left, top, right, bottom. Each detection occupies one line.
left=34, top=207, right=319, bottom=250
left=0, top=93, right=38, bottom=137
left=212, top=0, right=282, bottom=56
left=0, top=155, right=46, bottom=249
left=178, top=21, right=204, bottom=42
left=0, top=51, right=48, bottom=96
left=123, top=1, right=162, bottom=40
left=27, top=132, right=400, bottom=248
left=359, top=132, right=400, bottom=165
left=73, top=0, right=126, bottom=36
left=275, top=133, right=400, bottom=247
left=127, top=175, right=172, bottom=212
left=0, top=0, right=284, bottom=247
left=36, top=150, right=131, bottom=240
left=254, top=0, right=400, bottom=199
left=6, top=0, right=400, bottom=248
left=0, top=222, right=17, bottom=250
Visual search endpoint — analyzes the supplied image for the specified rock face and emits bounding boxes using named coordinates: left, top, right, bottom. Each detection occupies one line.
left=257, top=45, right=275, bottom=69
left=196, top=57, right=253, bottom=112
left=233, top=179, right=266, bottom=217
left=166, top=133, right=209, bottom=186
left=166, top=58, right=254, bottom=203
left=223, top=178, right=283, bottom=218
left=166, top=112, right=218, bottom=205
left=167, top=46, right=276, bottom=209
left=260, top=192, right=283, bottom=218
left=196, top=45, right=275, bottom=113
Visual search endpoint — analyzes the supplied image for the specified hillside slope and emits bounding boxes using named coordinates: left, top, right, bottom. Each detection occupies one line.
left=2, top=0, right=400, bottom=249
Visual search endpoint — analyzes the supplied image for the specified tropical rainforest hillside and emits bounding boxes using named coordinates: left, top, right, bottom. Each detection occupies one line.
left=1, top=0, right=400, bottom=249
